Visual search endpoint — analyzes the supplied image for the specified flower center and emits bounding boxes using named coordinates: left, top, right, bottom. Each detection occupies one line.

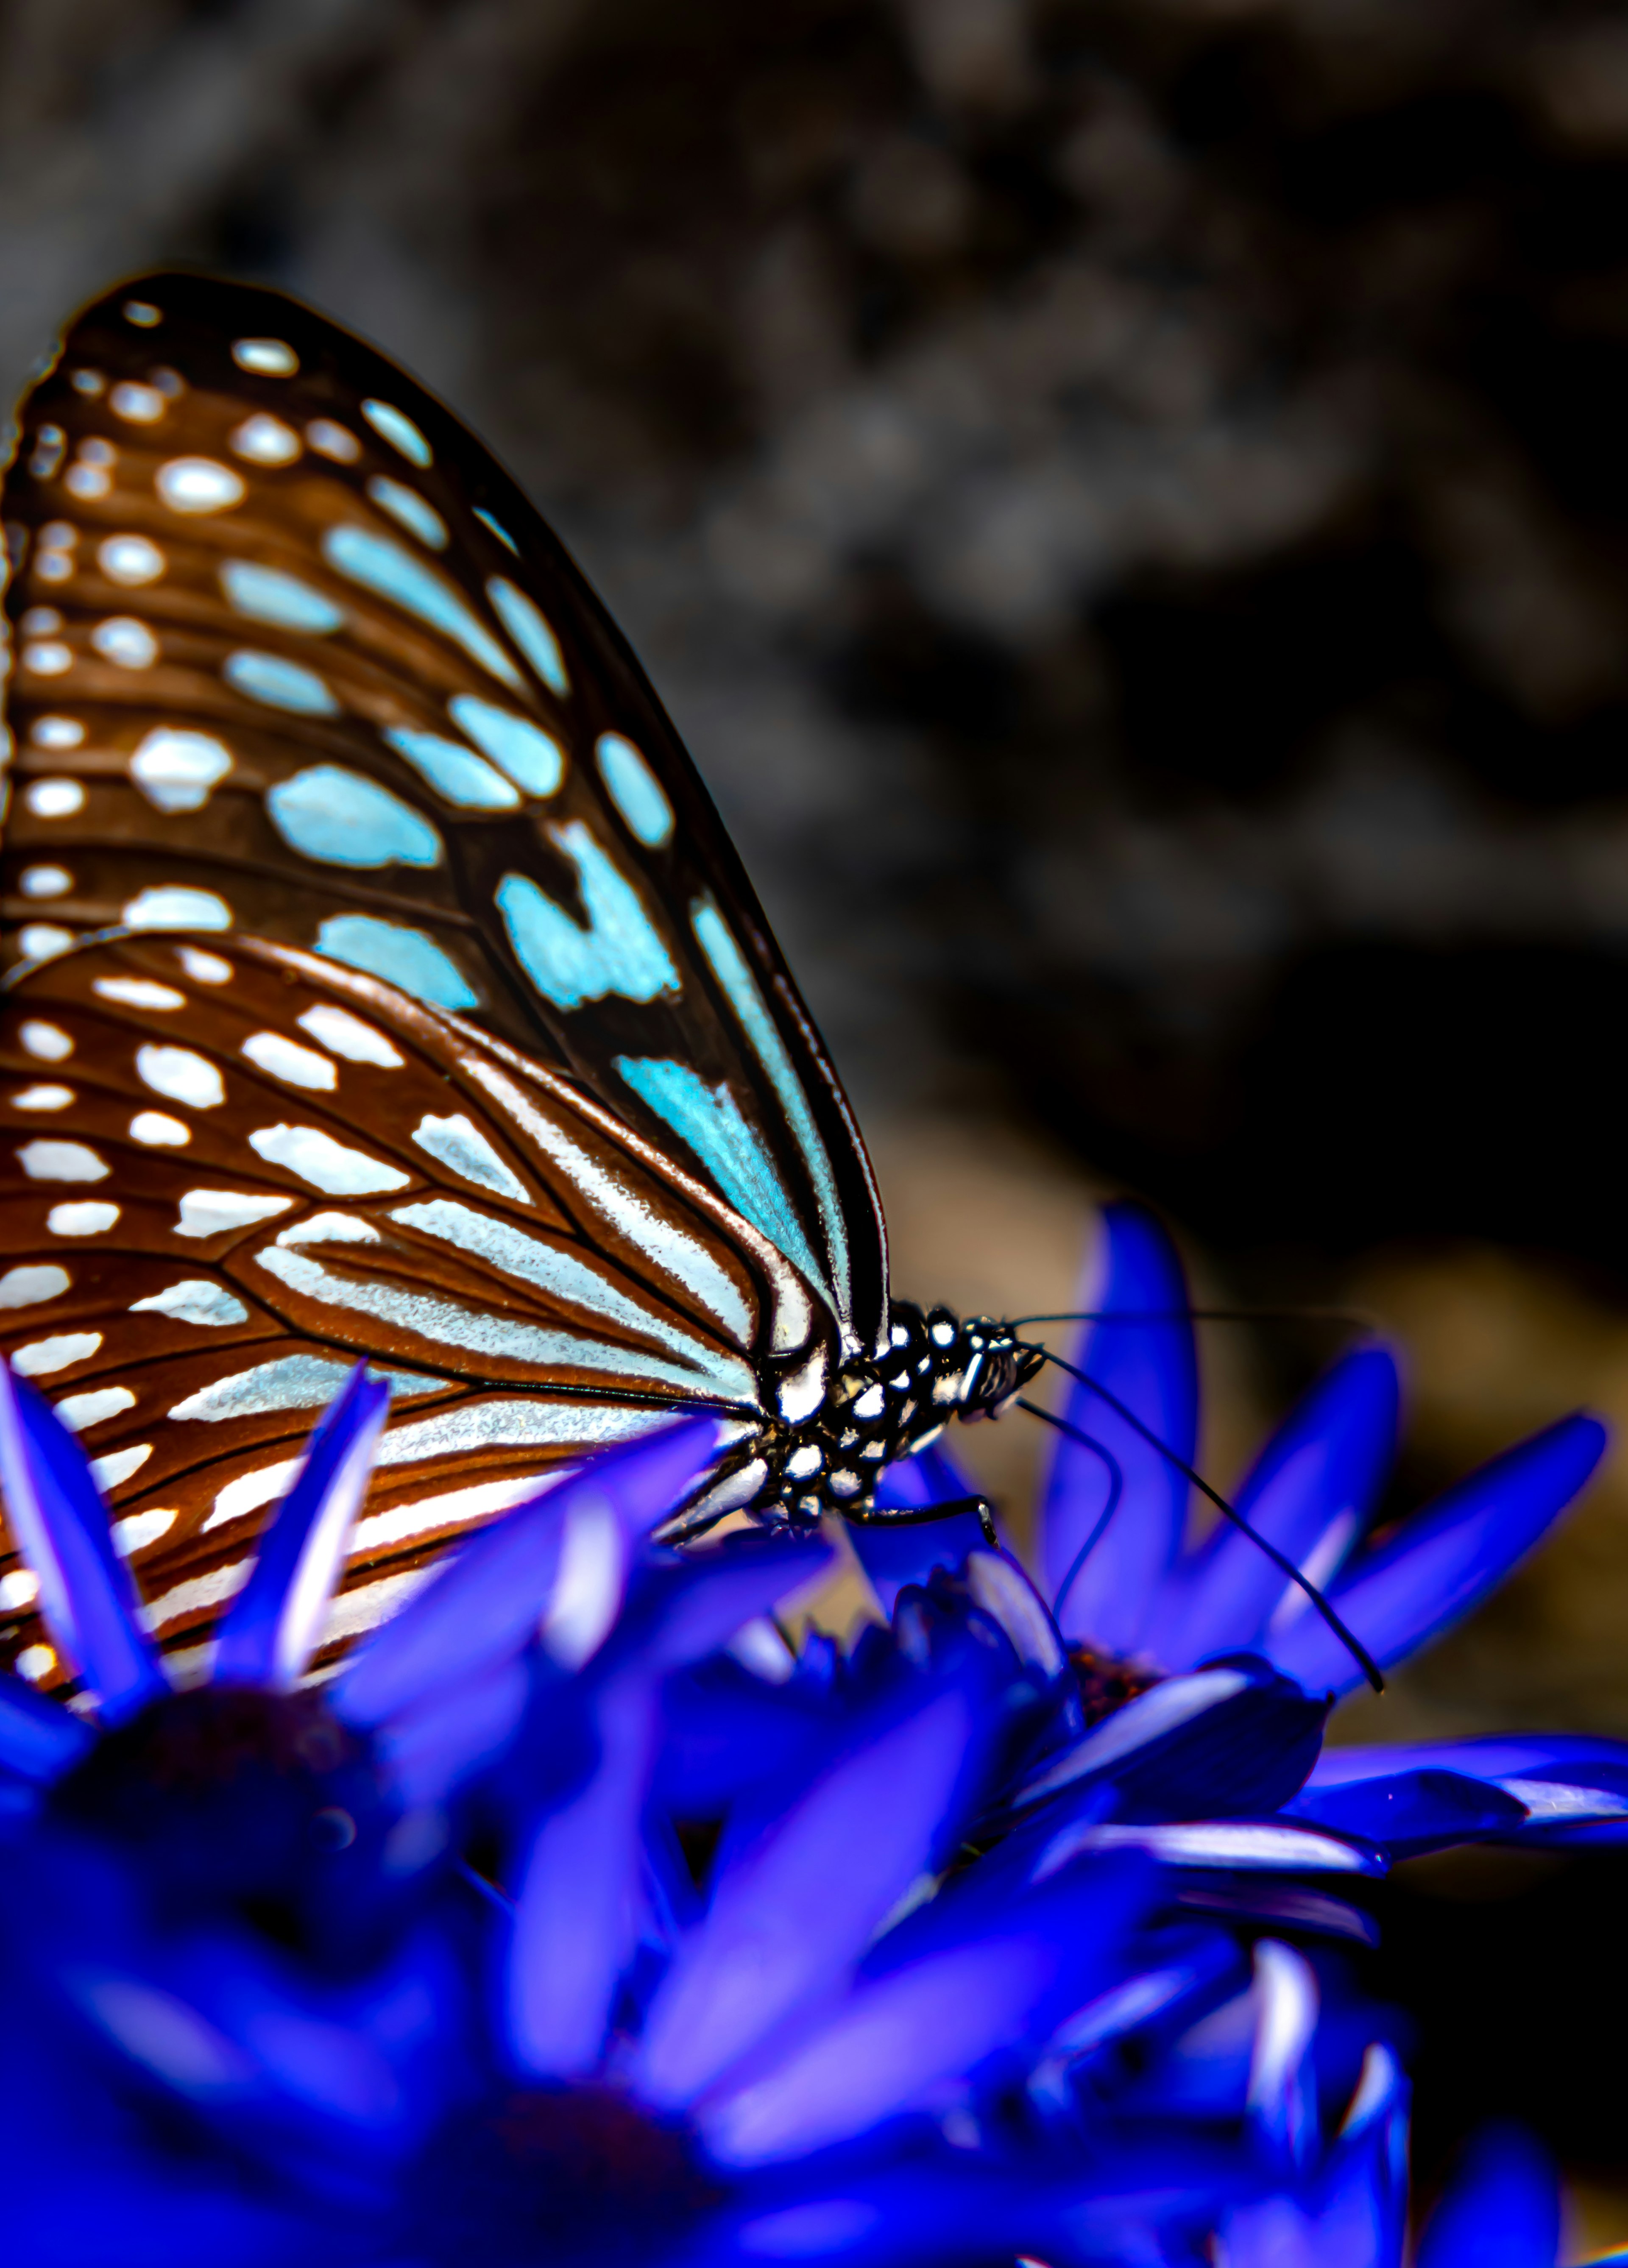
left=1069, top=1644, right=1160, bottom=1727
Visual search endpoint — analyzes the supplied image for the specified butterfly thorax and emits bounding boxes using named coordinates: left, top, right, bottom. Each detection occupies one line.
left=742, top=1302, right=1045, bottom=1527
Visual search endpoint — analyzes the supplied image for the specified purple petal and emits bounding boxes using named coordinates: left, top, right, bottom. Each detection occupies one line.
left=1418, top=2126, right=1559, bottom=2268
left=375, top=1654, right=531, bottom=1808
left=0, top=1672, right=92, bottom=1783
left=849, top=1514, right=991, bottom=1616
left=214, top=1365, right=388, bottom=1689
left=1285, top=1769, right=1529, bottom=1857
left=1148, top=1346, right=1398, bottom=1670
left=697, top=1936, right=1059, bottom=2166
left=0, top=1364, right=165, bottom=1723
left=1309, top=1733, right=1628, bottom=1787
left=337, top=1417, right=720, bottom=1728
left=633, top=1688, right=973, bottom=2109
left=1034, top=1819, right=1385, bottom=1878
left=871, top=1440, right=978, bottom=1514
left=640, top=1536, right=833, bottom=1673
left=1040, top=1201, right=1197, bottom=1656
left=507, top=1670, right=657, bottom=2076
left=1247, top=1941, right=1319, bottom=2170
left=1265, top=1414, right=1606, bottom=1697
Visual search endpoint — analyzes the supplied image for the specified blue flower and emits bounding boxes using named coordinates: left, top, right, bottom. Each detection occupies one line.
left=834, top=1199, right=1619, bottom=1887
left=0, top=1356, right=1291, bottom=2266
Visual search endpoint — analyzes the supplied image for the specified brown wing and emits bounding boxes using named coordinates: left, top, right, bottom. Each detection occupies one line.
left=0, top=929, right=833, bottom=1689
left=0, top=271, right=888, bottom=1357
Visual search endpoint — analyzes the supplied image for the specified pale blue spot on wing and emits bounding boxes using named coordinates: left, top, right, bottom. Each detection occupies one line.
left=316, top=915, right=479, bottom=1011
left=614, top=1055, right=829, bottom=1300
left=360, top=399, right=432, bottom=467
left=321, top=525, right=522, bottom=692
left=449, top=694, right=563, bottom=796
left=692, top=899, right=849, bottom=1323
left=597, top=733, right=673, bottom=848
left=488, top=577, right=569, bottom=697
left=220, top=561, right=345, bottom=634
left=224, top=649, right=339, bottom=716
left=475, top=508, right=519, bottom=555
left=366, top=475, right=448, bottom=551
left=496, top=822, right=677, bottom=1010
left=267, top=766, right=443, bottom=869
left=382, top=727, right=520, bottom=811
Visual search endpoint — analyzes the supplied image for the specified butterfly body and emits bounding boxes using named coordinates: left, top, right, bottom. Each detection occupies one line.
left=0, top=273, right=1033, bottom=1681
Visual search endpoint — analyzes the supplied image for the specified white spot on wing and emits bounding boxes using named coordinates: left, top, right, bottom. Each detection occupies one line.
left=206, top=1460, right=301, bottom=1531
left=20, top=1023, right=73, bottom=1061
left=54, top=1385, right=135, bottom=1431
left=15, top=1645, right=55, bottom=1682
left=140, top=1559, right=250, bottom=1631
left=11, top=1331, right=103, bottom=1376
left=0, top=1263, right=71, bottom=1307
left=130, top=1112, right=190, bottom=1146
left=247, top=1124, right=410, bottom=1195
left=230, top=414, right=301, bottom=465
left=169, top=1352, right=436, bottom=1423
left=26, top=780, right=85, bottom=818
left=240, top=1033, right=337, bottom=1090
left=156, top=457, right=245, bottom=514
left=307, top=420, right=360, bottom=463
left=178, top=947, right=232, bottom=984
left=31, top=718, right=84, bottom=749
left=48, top=1201, right=119, bottom=1235
left=93, top=977, right=185, bottom=1010
left=274, top=1210, right=382, bottom=1247
left=18, top=1140, right=108, bottom=1183
left=233, top=338, right=298, bottom=376
left=131, top=1279, right=249, bottom=1327
left=123, top=886, right=232, bottom=930
left=19, top=926, right=76, bottom=962
left=130, top=727, right=233, bottom=813
left=91, top=617, right=158, bottom=670
left=410, top=1113, right=529, bottom=1201
left=0, top=1571, right=40, bottom=1609
left=11, top=1085, right=75, bottom=1110
left=296, top=1006, right=402, bottom=1067
left=99, top=534, right=165, bottom=585
left=113, top=1508, right=176, bottom=1557
left=137, top=1044, right=225, bottom=1109
left=92, top=1444, right=153, bottom=1491
left=174, top=1190, right=294, bottom=1238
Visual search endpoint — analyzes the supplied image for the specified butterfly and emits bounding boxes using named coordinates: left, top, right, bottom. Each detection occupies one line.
left=0, top=271, right=1039, bottom=1684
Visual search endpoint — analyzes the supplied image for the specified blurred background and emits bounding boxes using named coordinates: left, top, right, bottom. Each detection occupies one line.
left=5, top=0, right=1628, bottom=2230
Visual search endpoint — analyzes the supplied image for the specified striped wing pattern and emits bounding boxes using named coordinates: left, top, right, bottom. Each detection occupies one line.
left=0, top=271, right=889, bottom=1366
left=0, top=930, right=833, bottom=1685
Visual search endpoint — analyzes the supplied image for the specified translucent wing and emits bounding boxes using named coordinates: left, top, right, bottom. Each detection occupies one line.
left=0, top=929, right=833, bottom=1685
left=0, top=271, right=887, bottom=1361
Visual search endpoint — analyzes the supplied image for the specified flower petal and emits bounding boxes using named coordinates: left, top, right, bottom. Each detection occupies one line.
left=0, top=1673, right=93, bottom=1784
left=213, top=1364, right=388, bottom=1688
left=1285, top=1768, right=1531, bottom=1858
left=1040, top=1201, right=1197, bottom=1656
left=0, top=1365, right=166, bottom=1722
left=1148, top=1346, right=1398, bottom=1670
left=1264, top=1414, right=1606, bottom=1697
left=633, top=1687, right=973, bottom=2109
left=1417, top=2125, right=1559, bottom=2268
left=337, top=1417, right=721, bottom=1727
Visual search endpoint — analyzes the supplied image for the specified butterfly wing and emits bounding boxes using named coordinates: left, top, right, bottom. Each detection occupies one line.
left=0, top=928, right=834, bottom=1684
left=0, top=271, right=888, bottom=1362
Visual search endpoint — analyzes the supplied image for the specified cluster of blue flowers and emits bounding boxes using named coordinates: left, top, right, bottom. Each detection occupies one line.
left=0, top=1201, right=1620, bottom=2266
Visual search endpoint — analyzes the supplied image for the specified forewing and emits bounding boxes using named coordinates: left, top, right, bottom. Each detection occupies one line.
left=0, top=272, right=887, bottom=1354
left=0, top=929, right=830, bottom=1687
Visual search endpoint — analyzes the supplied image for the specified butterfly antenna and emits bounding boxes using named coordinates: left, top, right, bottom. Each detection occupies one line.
left=1024, top=1407, right=1124, bottom=1626
left=1017, top=1344, right=1384, bottom=1694
left=1008, top=1305, right=1381, bottom=1330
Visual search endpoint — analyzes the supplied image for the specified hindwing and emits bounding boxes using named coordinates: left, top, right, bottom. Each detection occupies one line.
left=0, top=928, right=831, bottom=1683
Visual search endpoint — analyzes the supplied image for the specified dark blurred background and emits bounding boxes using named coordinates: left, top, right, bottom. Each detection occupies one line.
left=6, top=0, right=1628, bottom=2229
